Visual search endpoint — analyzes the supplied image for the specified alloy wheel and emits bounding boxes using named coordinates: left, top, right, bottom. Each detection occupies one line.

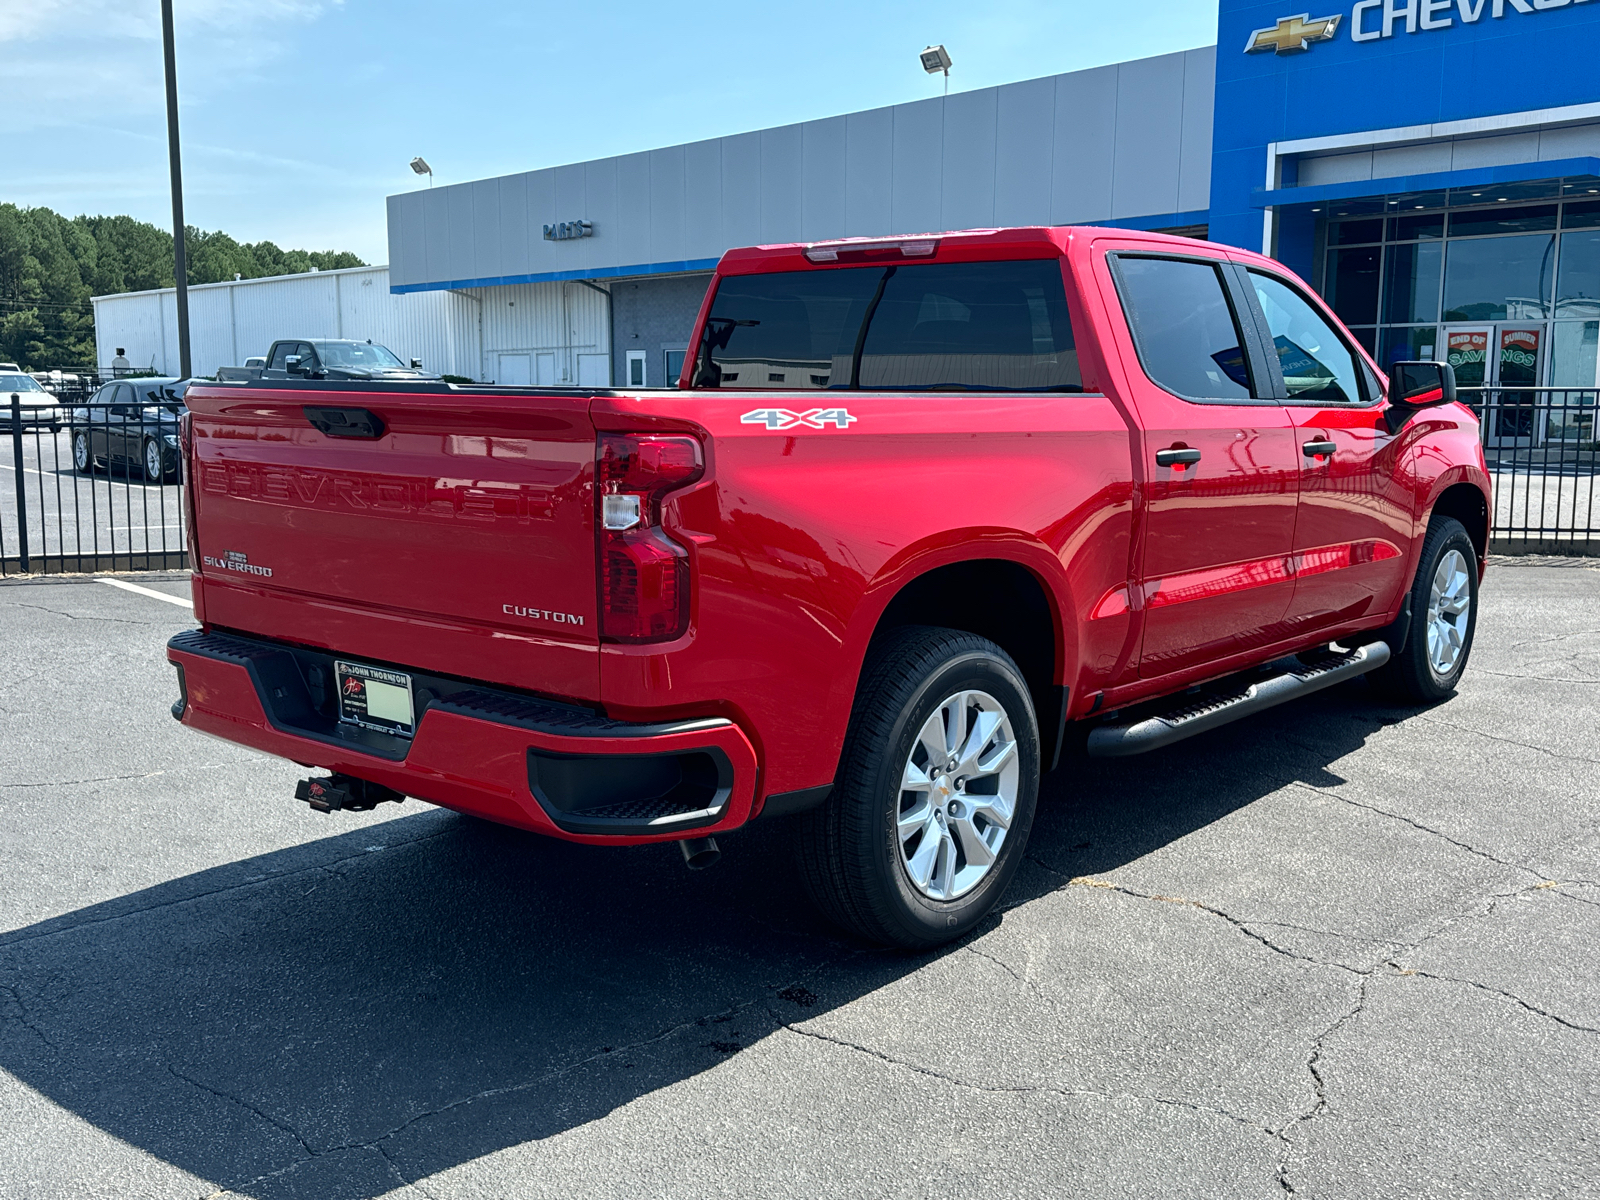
left=1425, top=548, right=1472, bottom=680
left=73, top=433, right=90, bottom=471
left=897, top=689, right=1019, bottom=901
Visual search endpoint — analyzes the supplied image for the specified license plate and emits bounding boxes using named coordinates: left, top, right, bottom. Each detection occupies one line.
left=334, top=660, right=416, bottom=737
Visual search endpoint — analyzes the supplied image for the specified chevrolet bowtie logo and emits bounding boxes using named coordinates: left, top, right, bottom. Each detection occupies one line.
left=1246, top=13, right=1342, bottom=55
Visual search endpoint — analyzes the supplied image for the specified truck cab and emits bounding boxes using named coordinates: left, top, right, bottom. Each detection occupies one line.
left=221, top=339, right=441, bottom=383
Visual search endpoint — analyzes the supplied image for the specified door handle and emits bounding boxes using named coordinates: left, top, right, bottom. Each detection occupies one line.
left=1155, top=447, right=1202, bottom=467
left=1302, top=439, right=1337, bottom=458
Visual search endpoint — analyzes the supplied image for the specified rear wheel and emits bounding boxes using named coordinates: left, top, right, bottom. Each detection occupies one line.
left=72, top=431, right=94, bottom=474
left=797, top=626, right=1040, bottom=949
left=1370, top=516, right=1478, bottom=704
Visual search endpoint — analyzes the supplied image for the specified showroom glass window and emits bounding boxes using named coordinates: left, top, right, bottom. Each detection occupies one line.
left=1317, top=184, right=1600, bottom=388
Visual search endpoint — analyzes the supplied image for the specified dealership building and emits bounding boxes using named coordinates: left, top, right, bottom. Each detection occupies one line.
left=99, top=0, right=1600, bottom=403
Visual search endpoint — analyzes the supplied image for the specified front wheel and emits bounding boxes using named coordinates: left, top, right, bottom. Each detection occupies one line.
left=72, top=431, right=95, bottom=474
left=1370, top=516, right=1479, bottom=704
left=797, top=626, right=1040, bottom=949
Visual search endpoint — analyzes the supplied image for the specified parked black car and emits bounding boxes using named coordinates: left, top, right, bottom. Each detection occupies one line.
left=72, top=377, right=188, bottom=483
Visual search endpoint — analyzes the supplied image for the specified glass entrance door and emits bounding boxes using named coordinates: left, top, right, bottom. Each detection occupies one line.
left=1492, top=325, right=1546, bottom=447
left=1443, top=325, right=1548, bottom=447
left=1443, top=327, right=1491, bottom=388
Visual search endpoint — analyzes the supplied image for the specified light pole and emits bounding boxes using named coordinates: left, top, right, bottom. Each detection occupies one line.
left=161, top=0, right=191, bottom=380
left=410, top=157, right=434, bottom=187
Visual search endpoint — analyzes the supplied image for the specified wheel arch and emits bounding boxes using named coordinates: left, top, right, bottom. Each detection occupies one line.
left=1426, top=477, right=1491, bottom=573
left=860, top=552, right=1071, bottom=771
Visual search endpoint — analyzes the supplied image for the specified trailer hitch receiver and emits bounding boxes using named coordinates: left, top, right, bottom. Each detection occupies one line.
left=295, top=774, right=406, bottom=814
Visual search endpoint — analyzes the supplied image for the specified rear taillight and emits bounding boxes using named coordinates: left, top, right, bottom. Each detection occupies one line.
left=596, top=433, right=704, bottom=643
left=180, top=411, right=200, bottom=569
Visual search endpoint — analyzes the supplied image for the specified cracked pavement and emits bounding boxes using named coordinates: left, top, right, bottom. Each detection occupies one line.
left=0, top=561, right=1596, bottom=1199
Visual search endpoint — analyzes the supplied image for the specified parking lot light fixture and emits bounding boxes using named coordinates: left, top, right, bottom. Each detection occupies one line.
left=410, top=157, right=433, bottom=187
left=920, top=45, right=952, bottom=96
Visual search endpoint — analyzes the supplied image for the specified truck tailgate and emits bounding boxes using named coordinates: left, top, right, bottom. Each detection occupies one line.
left=186, top=386, right=600, bottom=704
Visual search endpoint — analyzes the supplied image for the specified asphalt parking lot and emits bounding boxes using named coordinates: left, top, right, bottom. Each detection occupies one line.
left=1, top=563, right=1596, bottom=1199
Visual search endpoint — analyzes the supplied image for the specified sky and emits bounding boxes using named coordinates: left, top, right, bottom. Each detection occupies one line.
left=4, top=0, right=1222, bottom=265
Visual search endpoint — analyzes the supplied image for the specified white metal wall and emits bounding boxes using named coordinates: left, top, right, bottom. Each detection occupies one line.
left=93, top=266, right=483, bottom=379
left=474, top=279, right=611, bottom=385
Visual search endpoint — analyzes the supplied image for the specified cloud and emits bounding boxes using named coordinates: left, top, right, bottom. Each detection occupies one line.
left=1, top=0, right=338, bottom=44
left=1, top=0, right=343, bottom=133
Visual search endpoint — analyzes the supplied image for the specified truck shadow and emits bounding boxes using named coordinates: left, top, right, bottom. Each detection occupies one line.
left=0, top=680, right=1411, bottom=1198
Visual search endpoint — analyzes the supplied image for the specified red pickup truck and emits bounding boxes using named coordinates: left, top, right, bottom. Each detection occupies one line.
left=167, top=226, right=1490, bottom=947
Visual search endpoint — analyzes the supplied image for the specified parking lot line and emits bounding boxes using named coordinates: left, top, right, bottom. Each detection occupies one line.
left=96, top=577, right=193, bottom=608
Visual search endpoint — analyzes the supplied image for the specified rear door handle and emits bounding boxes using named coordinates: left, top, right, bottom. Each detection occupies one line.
left=1302, top=439, right=1337, bottom=458
left=1155, top=447, right=1202, bottom=467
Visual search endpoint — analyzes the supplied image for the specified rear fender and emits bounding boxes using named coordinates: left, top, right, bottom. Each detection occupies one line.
left=826, top=533, right=1074, bottom=753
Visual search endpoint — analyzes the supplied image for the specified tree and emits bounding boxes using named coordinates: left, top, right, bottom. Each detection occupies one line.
left=0, top=204, right=365, bottom=369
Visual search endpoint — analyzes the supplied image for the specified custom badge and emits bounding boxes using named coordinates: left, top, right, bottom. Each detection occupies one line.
left=740, top=408, right=857, bottom=431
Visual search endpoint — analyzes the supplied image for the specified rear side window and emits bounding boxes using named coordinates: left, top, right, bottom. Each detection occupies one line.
left=858, top=260, right=1079, bottom=391
left=1114, top=256, right=1255, bottom=401
left=696, top=259, right=1081, bottom=392
left=1248, top=272, right=1364, bottom=405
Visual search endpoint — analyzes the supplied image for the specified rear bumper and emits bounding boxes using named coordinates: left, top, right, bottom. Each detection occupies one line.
left=166, top=629, right=759, bottom=844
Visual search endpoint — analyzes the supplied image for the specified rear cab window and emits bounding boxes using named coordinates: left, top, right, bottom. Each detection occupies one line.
left=695, top=259, right=1082, bottom=392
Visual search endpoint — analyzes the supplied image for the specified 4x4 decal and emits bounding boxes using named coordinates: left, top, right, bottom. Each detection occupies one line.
left=740, top=407, right=857, bottom=431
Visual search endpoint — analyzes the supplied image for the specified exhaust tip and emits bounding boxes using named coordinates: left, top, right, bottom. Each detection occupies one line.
left=678, top=836, right=721, bottom=871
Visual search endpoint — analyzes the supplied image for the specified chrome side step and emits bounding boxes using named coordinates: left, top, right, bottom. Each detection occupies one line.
left=1085, top=641, right=1392, bottom=758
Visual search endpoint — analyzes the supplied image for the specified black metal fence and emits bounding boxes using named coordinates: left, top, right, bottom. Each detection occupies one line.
left=2, top=384, right=1597, bottom=577
left=1463, top=387, right=1599, bottom=553
left=3, top=394, right=188, bottom=576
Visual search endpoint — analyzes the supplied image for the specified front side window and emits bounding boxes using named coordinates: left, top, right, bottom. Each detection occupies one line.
left=1250, top=272, right=1363, bottom=405
left=268, top=343, right=295, bottom=370
left=1115, top=256, right=1254, bottom=401
left=695, top=259, right=1081, bottom=392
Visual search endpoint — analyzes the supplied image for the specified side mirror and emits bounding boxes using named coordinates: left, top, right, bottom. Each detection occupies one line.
left=285, top=355, right=305, bottom=375
left=410, top=358, right=423, bottom=369
left=1391, top=360, right=1456, bottom=406
left=1385, top=361, right=1457, bottom=433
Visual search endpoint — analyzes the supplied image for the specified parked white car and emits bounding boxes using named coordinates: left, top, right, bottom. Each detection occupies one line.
left=0, top=370, right=61, bottom=425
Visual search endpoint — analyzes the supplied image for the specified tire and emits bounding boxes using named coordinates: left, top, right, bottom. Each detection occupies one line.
left=72, top=431, right=94, bottom=474
left=797, top=626, right=1040, bottom=949
left=143, top=438, right=170, bottom=483
left=1369, top=516, right=1479, bottom=704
